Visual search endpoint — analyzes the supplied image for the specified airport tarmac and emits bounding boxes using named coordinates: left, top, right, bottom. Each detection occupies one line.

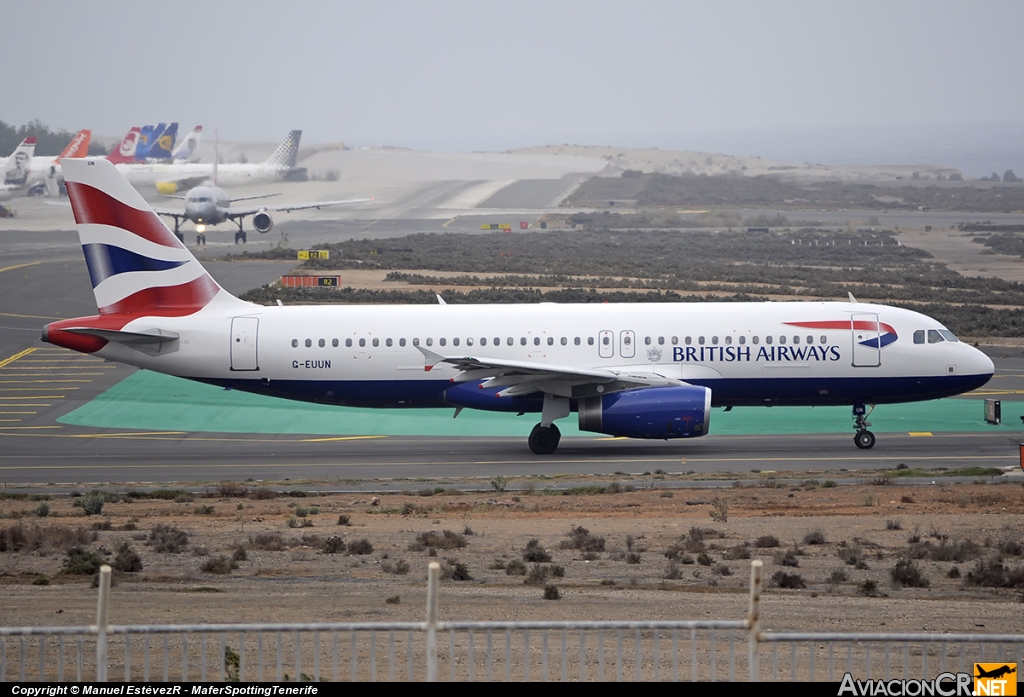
left=2, top=226, right=1023, bottom=487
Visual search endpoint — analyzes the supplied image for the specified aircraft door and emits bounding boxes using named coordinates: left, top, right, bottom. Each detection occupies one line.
left=230, top=317, right=259, bottom=371
left=619, top=330, right=635, bottom=358
left=851, top=313, right=881, bottom=368
left=598, top=330, right=614, bottom=359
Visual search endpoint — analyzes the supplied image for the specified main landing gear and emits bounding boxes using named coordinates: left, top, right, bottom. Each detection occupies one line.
left=233, top=218, right=247, bottom=244
left=196, top=233, right=206, bottom=246
left=529, top=395, right=569, bottom=454
left=529, top=423, right=561, bottom=455
left=853, top=403, right=876, bottom=449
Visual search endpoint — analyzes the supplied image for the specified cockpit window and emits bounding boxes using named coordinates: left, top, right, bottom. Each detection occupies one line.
left=938, top=330, right=959, bottom=343
left=914, top=330, right=925, bottom=344
left=927, top=329, right=944, bottom=344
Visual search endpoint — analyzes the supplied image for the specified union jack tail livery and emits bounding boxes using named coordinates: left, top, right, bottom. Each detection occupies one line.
left=62, top=158, right=247, bottom=315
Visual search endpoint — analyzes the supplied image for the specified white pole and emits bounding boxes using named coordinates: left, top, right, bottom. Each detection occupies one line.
left=95, top=564, right=112, bottom=682
left=748, top=560, right=762, bottom=682
left=426, top=562, right=440, bottom=682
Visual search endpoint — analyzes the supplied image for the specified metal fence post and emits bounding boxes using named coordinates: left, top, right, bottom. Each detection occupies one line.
left=426, top=562, right=440, bottom=682
left=748, top=560, right=762, bottom=682
left=95, top=565, right=112, bottom=682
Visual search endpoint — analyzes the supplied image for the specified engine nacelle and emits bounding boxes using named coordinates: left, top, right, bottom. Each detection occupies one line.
left=578, top=385, right=711, bottom=439
left=252, top=210, right=274, bottom=233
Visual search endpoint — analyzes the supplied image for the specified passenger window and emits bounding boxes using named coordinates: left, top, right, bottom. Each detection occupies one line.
left=685, top=336, right=691, bottom=345
left=507, top=337, right=513, bottom=346
left=520, top=337, right=527, bottom=346
left=928, top=330, right=943, bottom=344
left=318, top=339, right=325, bottom=348
left=345, top=339, right=352, bottom=348
left=494, top=337, right=500, bottom=346
left=671, top=336, right=678, bottom=345
left=725, top=336, right=732, bottom=345
left=400, top=338, right=406, bottom=347
left=806, top=336, right=813, bottom=345
left=467, top=338, right=473, bottom=346
left=820, top=336, right=827, bottom=344
left=574, top=337, right=581, bottom=346
left=739, top=336, right=746, bottom=345
left=426, top=338, right=433, bottom=347
left=412, top=338, right=419, bottom=347
left=547, top=337, right=553, bottom=346
left=588, top=337, right=595, bottom=346
left=359, top=339, right=366, bottom=348
left=386, top=338, right=392, bottom=347
left=778, top=336, right=785, bottom=344
left=914, top=330, right=925, bottom=344
left=658, top=336, right=665, bottom=345
left=711, top=336, right=718, bottom=344
left=624, top=336, right=631, bottom=346
left=645, top=336, right=651, bottom=345
left=752, top=336, right=759, bottom=345
left=291, top=339, right=298, bottom=348
left=452, top=338, right=459, bottom=347
left=561, top=337, right=567, bottom=346
left=305, top=339, right=312, bottom=348
left=602, top=336, right=610, bottom=345
left=792, top=335, right=799, bottom=344
left=372, top=338, right=379, bottom=347
left=439, top=338, right=447, bottom=347
left=765, top=336, right=773, bottom=345
left=332, top=339, right=339, bottom=348
left=698, top=336, right=705, bottom=345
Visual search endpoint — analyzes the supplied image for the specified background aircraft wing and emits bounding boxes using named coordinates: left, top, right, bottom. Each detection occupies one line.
left=224, top=197, right=373, bottom=219
left=417, top=347, right=682, bottom=398
left=152, top=208, right=188, bottom=227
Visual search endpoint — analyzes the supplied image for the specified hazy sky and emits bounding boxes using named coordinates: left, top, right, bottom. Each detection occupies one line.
left=4, top=0, right=1021, bottom=169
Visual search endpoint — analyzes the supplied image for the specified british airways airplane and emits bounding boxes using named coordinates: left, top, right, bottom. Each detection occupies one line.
left=43, top=159, right=995, bottom=454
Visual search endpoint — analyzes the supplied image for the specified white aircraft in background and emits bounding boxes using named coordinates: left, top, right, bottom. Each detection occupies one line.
left=154, top=183, right=371, bottom=245
left=26, top=129, right=93, bottom=196
left=113, top=130, right=305, bottom=191
left=170, top=125, right=203, bottom=162
left=1, top=138, right=37, bottom=199
left=45, top=158, right=995, bottom=455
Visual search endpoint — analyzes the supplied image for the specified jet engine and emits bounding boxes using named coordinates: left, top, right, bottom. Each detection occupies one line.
left=253, top=210, right=274, bottom=233
left=577, top=385, right=711, bottom=439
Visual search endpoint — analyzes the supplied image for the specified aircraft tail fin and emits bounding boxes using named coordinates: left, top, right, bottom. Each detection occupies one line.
left=264, top=130, right=302, bottom=169
left=145, top=122, right=178, bottom=160
left=55, top=130, right=92, bottom=161
left=171, top=125, right=203, bottom=161
left=60, top=158, right=247, bottom=317
left=3, top=137, right=36, bottom=186
left=135, top=122, right=167, bottom=160
left=106, top=127, right=141, bottom=164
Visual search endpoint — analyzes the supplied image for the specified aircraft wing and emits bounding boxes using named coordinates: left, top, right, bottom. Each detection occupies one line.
left=416, top=347, right=683, bottom=399
left=224, top=197, right=373, bottom=219
left=152, top=207, right=188, bottom=228
left=226, top=193, right=280, bottom=204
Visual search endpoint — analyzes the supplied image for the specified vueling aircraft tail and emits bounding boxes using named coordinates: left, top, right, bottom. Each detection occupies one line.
left=264, top=130, right=302, bottom=169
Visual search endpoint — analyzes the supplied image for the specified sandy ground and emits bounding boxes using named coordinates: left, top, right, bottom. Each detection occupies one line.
left=1, top=481, right=1022, bottom=635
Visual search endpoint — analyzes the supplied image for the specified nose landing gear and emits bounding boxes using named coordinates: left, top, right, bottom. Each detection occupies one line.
left=853, top=404, right=875, bottom=449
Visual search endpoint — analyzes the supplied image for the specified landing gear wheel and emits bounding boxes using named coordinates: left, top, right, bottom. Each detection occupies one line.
left=528, top=423, right=561, bottom=455
left=196, top=233, right=206, bottom=246
left=234, top=231, right=242, bottom=244
left=240, top=231, right=246, bottom=243
left=854, top=430, right=876, bottom=449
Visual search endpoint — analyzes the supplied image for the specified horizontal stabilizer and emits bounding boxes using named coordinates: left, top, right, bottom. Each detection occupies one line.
left=63, top=326, right=179, bottom=345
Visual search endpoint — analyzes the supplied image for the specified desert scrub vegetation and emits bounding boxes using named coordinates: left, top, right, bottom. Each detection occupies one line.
left=0, top=522, right=92, bottom=552
left=409, top=530, right=467, bottom=552
left=559, top=526, right=605, bottom=554
left=890, top=559, right=930, bottom=588
left=522, top=539, right=552, bottom=563
left=148, top=524, right=189, bottom=553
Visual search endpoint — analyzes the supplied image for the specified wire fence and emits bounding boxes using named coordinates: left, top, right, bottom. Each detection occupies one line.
left=2, top=561, right=1021, bottom=682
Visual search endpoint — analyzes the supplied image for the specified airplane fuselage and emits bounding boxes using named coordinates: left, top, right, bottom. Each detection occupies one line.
left=47, top=300, right=994, bottom=412
left=182, top=185, right=233, bottom=226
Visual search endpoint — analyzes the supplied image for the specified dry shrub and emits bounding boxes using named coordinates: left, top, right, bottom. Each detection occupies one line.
left=409, top=530, right=466, bottom=552
left=149, top=524, right=189, bottom=553
left=249, top=532, right=286, bottom=551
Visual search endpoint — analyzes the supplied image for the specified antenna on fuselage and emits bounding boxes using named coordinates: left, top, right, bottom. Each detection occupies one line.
left=436, top=294, right=447, bottom=305
left=848, top=292, right=858, bottom=303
